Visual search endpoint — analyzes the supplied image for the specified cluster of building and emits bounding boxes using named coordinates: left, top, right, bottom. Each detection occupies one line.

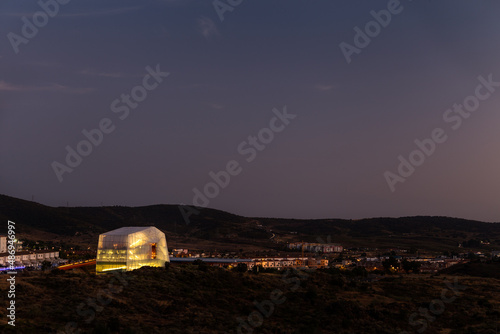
left=8, top=225, right=494, bottom=275
left=93, top=226, right=337, bottom=273
left=172, top=249, right=189, bottom=257
left=250, top=257, right=328, bottom=269
left=288, top=242, right=343, bottom=253
left=169, top=257, right=329, bottom=270
left=0, top=250, right=61, bottom=270
left=0, top=234, right=62, bottom=270
left=169, top=255, right=467, bottom=273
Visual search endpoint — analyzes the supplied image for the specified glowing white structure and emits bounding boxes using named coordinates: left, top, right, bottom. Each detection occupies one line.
left=96, top=226, right=169, bottom=273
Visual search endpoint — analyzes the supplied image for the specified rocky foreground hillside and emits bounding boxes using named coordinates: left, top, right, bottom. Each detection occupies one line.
left=0, top=263, right=499, bottom=333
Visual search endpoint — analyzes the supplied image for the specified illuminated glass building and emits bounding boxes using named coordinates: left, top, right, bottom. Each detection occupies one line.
left=96, top=226, right=169, bottom=273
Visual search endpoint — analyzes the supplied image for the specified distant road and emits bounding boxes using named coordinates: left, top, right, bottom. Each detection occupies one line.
left=57, top=259, right=96, bottom=270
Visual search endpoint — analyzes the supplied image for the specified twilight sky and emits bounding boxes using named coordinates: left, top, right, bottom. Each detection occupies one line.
left=1, top=0, right=500, bottom=222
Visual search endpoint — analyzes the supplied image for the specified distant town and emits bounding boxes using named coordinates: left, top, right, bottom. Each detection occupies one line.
left=1, top=232, right=497, bottom=275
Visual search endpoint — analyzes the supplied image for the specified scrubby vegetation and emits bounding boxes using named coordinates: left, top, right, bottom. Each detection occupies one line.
left=0, top=265, right=499, bottom=333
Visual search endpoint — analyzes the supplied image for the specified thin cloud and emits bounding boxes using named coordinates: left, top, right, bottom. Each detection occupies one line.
left=207, top=103, right=224, bottom=110
left=180, top=83, right=226, bottom=91
left=0, top=6, right=141, bottom=18
left=59, top=6, right=142, bottom=17
left=159, top=25, right=171, bottom=37
left=159, top=0, right=194, bottom=5
left=197, top=17, right=220, bottom=40
left=0, top=12, right=35, bottom=17
left=0, top=81, right=93, bottom=94
left=78, top=69, right=132, bottom=78
left=315, top=84, right=336, bottom=92
left=24, top=60, right=61, bottom=68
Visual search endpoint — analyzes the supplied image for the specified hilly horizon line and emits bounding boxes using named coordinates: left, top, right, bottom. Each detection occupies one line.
left=2, top=193, right=496, bottom=224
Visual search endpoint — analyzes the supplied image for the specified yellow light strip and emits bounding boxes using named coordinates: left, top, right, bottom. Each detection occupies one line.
left=101, top=266, right=126, bottom=272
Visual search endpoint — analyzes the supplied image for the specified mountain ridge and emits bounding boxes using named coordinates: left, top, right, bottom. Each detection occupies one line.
left=1, top=194, right=499, bottom=252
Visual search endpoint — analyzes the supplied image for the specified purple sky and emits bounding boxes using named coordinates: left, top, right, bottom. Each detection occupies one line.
left=1, top=0, right=500, bottom=222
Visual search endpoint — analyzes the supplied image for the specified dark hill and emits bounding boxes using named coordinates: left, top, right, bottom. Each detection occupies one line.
left=440, top=261, right=500, bottom=279
left=1, top=194, right=500, bottom=252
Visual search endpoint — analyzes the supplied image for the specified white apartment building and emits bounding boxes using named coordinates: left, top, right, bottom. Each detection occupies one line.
left=0, top=250, right=60, bottom=268
left=0, top=235, right=6, bottom=253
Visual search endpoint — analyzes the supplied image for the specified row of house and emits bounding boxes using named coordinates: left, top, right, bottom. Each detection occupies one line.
left=250, top=257, right=329, bottom=269
left=247, top=256, right=466, bottom=273
left=288, top=242, right=343, bottom=253
left=413, top=258, right=463, bottom=273
left=0, top=250, right=61, bottom=269
left=169, top=257, right=329, bottom=270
